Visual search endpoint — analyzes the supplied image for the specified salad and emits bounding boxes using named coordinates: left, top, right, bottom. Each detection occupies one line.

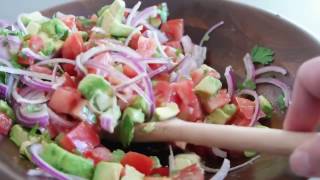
left=0, top=0, right=291, bottom=179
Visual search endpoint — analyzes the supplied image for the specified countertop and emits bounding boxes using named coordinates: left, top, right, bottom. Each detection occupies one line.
left=1, top=0, right=319, bottom=41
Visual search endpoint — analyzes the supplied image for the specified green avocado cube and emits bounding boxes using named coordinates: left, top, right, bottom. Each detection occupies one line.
left=78, top=74, right=113, bottom=100
left=259, top=95, right=273, bottom=117
left=93, top=162, right=123, bottom=180
left=206, top=108, right=230, bottom=124
left=194, top=76, right=222, bottom=97
left=155, top=102, right=180, bottom=121
left=131, top=96, right=149, bottom=114
left=9, top=125, right=28, bottom=147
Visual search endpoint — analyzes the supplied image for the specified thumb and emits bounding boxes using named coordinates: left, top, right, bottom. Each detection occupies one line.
left=290, top=135, right=320, bottom=177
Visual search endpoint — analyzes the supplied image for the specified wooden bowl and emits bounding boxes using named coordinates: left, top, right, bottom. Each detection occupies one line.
left=1, top=0, right=320, bottom=179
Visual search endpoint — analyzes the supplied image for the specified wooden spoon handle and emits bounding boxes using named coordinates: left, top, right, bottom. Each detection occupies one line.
left=134, top=119, right=318, bottom=155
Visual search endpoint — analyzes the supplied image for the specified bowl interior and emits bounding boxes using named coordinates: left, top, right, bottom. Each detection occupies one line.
left=1, top=0, right=320, bottom=179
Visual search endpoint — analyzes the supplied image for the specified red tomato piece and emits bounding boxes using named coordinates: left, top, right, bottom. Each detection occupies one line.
left=150, top=167, right=169, bottom=177
left=202, top=90, right=231, bottom=113
left=153, top=72, right=170, bottom=82
left=233, top=97, right=255, bottom=120
left=172, top=80, right=203, bottom=121
left=84, top=146, right=112, bottom=165
left=18, top=55, right=34, bottom=66
left=161, top=19, right=184, bottom=41
left=28, top=35, right=44, bottom=52
left=62, top=64, right=77, bottom=76
left=62, top=73, right=77, bottom=88
left=60, top=122, right=100, bottom=153
left=153, top=81, right=172, bottom=107
left=0, top=113, right=12, bottom=135
left=62, top=32, right=84, bottom=59
left=129, top=33, right=140, bottom=50
left=29, top=65, right=52, bottom=75
left=191, top=69, right=204, bottom=86
left=123, top=64, right=137, bottom=78
left=173, top=164, right=204, bottom=180
left=59, top=15, right=76, bottom=29
left=48, top=87, right=81, bottom=114
left=121, top=152, right=154, bottom=175
left=136, top=36, right=157, bottom=58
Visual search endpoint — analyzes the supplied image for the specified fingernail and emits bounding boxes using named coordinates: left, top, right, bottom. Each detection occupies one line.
left=290, top=150, right=311, bottom=177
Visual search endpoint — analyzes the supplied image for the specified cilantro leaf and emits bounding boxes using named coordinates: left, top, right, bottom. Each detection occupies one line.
left=251, top=45, right=274, bottom=65
left=237, top=79, right=256, bottom=90
left=277, top=94, right=287, bottom=111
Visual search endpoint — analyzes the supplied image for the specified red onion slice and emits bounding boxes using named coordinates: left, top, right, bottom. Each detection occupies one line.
left=224, top=66, right=235, bottom=96
left=28, top=144, right=86, bottom=180
left=181, top=35, right=194, bottom=55
left=21, top=48, right=51, bottom=61
left=126, top=1, right=141, bottom=25
left=0, top=83, right=7, bottom=100
left=255, top=78, right=291, bottom=107
left=131, top=6, right=158, bottom=27
left=243, top=53, right=255, bottom=81
left=238, top=89, right=260, bottom=126
left=209, top=158, right=230, bottom=180
left=17, top=14, right=28, bottom=34
left=0, top=65, right=54, bottom=80
left=255, top=65, right=287, bottom=76
left=200, top=21, right=224, bottom=46
left=47, top=108, right=77, bottom=128
left=16, top=104, right=49, bottom=128
left=212, top=147, right=227, bottom=158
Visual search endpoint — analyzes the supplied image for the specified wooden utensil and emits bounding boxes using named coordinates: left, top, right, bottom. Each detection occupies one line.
left=134, top=119, right=317, bottom=155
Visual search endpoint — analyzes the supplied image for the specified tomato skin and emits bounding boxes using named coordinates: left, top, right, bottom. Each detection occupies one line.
left=154, top=81, right=172, bottom=107
left=84, top=146, right=112, bottom=165
left=29, top=65, right=52, bottom=75
left=150, top=167, right=169, bottom=177
left=123, top=64, right=137, bottom=78
left=62, top=73, right=77, bottom=88
left=173, top=164, right=204, bottom=180
left=161, top=19, right=184, bottom=41
left=153, top=73, right=170, bottom=82
left=62, top=33, right=84, bottom=59
left=62, top=64, right=77, bottom=76
left=121, top=152, right=154, bottom=175
left=49, top=87, right=81, bottom=114
left=0, top=113, right=12, bottom=135
left=60, top=122, right=100, bottom=153
left=28, top=35, right=44, bottom=52
left=227, top=97, right=255, bottom=126
left=201, top=90, right=231, bottom=113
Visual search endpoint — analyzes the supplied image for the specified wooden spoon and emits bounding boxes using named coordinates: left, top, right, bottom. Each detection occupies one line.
left=134, top=119, right=318, bottom=155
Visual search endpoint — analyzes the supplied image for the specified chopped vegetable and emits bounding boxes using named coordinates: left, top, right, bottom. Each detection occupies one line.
left=251, top=45, right=274, bottom=65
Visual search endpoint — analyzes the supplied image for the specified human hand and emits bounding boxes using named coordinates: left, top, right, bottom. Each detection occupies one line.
left=284, top=56, right=320, bottom=177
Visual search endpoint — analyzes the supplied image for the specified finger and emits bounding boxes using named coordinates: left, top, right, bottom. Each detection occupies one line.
left=290, top=135, right=320, bottom=177
left=284, top=57, right=320, bottom=131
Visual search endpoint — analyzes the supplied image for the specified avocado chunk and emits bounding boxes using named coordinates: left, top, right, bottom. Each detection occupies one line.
left=21, top=11, right=49, bottom=25
left=155, top=102, right=180, bottom=121
left=9, top=125, right=29, bottom=147
left=38, top=32, right=64, bottom=56
left=194, top=76, right=222, bottom=97
left=131, top=96, right=149, bottom=114
left=259, top=95, right=273, bottom=118
left=222, top=104, right=237, bottom=116
left=111, top=149, right=125, bottom=162
left=78, top=74, right=113, bottom=100
left=118, top=107, right=144, bottom=147
left=40, top=18, right=69, bottom=40
left=123, top=107, right=145, bottom=124
left=41, top=143, right=94, bottom=179
left=121, top=165, right=144, bottom=180
left=26, top=21, right=41, bottom=35
left=97, top=0, right=134, bottom=37
left=0, top=100, right=15, bottom=121
left=93, top=162, right=123, bottom=180
left=174, top=153, right=200, bottom=171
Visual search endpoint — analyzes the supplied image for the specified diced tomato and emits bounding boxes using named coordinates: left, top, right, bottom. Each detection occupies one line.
left=0, top=113, right=12, bottom=135
left=191, top=69, right=204, bottom=86
left=153, top=81, right=172, bottom=107
left=123, top=64, right=137, bottom=78
left=62, top=73, right=77, bottom=88
left=18, top=55, right=34, bottom=66
left=60, top=122, right=100, bottom=153
left=173, top=164, right=204, bottom=180
left=59, top=15, right=76, bottom=29
left=164, top=46, right=178, bottom=59
left=28, top=35, right=44, bottom=52
left=121, top=152, right=154, bottom=175
left=172, top=80, right=203, bottom=121
left=49, top=87, right=81, bottom=114
left=29, top=65, right=52, bottom=75
left=129, top=33, right=140, bottom=50
left=227, top=115, right=250, bottom=126
left=165, top=40, right=181, bottom=49
left=153, top=72, right=170, bottom=82
left=227, top=97, right=256, bottom=126
left=150, top=167, right=169, bottom=177
left=201, top=90, right=231, bottom=113
left=84, top=146, right=112, bottom=165
left=62, top=64, right=77, bottom=76
left=161, top=19, right=184, bottom=41
left=62, top=32, right=84, bottom=59
left=149, top=63, right=162, bottom=70
left=136, top=36, right=157, bottom=58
